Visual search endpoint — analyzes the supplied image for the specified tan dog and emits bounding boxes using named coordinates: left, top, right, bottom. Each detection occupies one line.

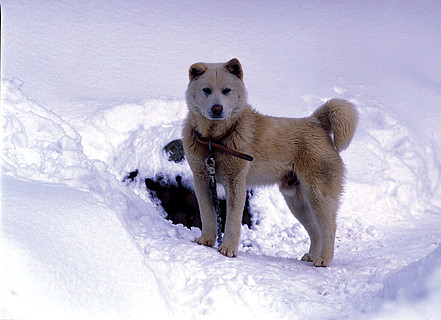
left=182, top=58, right=358, bottom=266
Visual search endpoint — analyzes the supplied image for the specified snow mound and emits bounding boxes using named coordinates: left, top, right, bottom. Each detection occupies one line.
left=1, top=174, right=174, bottom=320
left=2, top=78, right=191, bottom=238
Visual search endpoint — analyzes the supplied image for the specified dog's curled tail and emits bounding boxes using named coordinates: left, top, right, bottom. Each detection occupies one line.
left=313, top=99, right=358, bottom=152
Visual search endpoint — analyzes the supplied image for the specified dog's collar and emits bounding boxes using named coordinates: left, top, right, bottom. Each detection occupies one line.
left=193, top=122, right=254, bottom=161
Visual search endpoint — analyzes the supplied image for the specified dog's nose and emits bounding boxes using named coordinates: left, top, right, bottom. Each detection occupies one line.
left=211, top=105, right=223, bottom=116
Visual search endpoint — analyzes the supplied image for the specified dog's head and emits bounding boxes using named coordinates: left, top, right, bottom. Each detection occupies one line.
left=186, top=58, right=247, bottom=120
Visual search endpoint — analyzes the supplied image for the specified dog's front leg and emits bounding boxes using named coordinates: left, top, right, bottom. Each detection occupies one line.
left=218, top=175, right=247, bottom=257
left=193, top=171, right=218, bottom=247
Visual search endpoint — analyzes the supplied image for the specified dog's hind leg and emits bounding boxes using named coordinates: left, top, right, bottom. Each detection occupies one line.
left=283, top=189, right=322, bottom=263
left=303, top=185, right=338, bottom=267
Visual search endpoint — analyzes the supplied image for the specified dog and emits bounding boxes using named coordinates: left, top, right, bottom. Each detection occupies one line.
left=182, top=58, right=358, bottom=266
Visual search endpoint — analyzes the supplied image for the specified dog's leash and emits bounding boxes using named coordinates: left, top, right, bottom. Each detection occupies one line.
left=204, top=152, right=223, bottom=245
left=194, top=122, right=253, bottom=245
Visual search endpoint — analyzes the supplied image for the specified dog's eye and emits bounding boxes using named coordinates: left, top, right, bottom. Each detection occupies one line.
left=202, top=87, right=212, bottom=95
left=222, top=88, right=231, bottom=95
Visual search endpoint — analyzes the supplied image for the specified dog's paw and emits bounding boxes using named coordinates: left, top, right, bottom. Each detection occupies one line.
left=312, top=256, right=332, bottom=267
left=196, top=236, right=215, bottom=247
left=218, top=243, right=238, bottom=258
left=300, top=253, right=316, bottom=262
left=301, top=253, right=332, bottom=267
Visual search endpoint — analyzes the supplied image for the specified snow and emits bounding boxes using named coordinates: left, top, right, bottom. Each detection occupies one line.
left=1, top=174, right=173, bottom=320
left=1, top=1, right=441, bottom=319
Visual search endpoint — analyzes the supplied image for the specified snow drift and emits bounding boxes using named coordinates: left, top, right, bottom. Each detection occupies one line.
left=2, top=76, right=441, bottom=319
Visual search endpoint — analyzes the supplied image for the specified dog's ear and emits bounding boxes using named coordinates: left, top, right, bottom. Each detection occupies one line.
left=224, top=58, right=243, bottom=80
left=189, top=63, right=207, bottom=81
